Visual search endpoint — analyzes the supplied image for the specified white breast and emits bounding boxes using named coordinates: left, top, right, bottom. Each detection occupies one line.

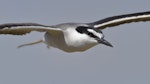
left=63, top=28, right=98, bottom=52
left=43, top=28, right=98, bottom=52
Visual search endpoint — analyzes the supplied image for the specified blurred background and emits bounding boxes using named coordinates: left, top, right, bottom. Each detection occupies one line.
left=0, top=0, right=150, bottom=84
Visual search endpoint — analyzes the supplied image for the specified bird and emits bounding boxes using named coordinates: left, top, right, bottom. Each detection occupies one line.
left=0, top=11, right=150, bottom=52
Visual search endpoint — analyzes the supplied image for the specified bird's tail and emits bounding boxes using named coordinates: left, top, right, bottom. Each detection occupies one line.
left=17, top=39, right=43, bottom=48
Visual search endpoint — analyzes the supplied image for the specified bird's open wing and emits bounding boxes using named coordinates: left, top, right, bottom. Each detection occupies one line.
left=89, top=11, right=150, bottom=30
left=0, top=23, right=62, bottom=35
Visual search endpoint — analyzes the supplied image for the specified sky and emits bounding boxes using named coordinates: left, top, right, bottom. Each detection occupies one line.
left=0, top=0, right=150, bottom=84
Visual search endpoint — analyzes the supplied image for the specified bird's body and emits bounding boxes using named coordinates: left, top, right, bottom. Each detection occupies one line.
left=42, top=23, right=98, bottom=52
left=0, top=11, right=150, bottom=52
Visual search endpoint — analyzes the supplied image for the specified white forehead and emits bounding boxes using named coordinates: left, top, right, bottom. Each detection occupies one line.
left=87, top=29, right=104, bottom=38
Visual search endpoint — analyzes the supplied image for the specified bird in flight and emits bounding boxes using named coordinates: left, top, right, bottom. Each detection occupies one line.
left=0, top=11, right=150, bottom=52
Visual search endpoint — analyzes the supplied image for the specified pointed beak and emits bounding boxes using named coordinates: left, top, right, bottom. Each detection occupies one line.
left=98, top=38, right=113, bottom=47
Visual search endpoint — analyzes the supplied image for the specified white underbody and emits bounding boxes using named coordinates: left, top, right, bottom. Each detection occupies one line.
left=44, top=28, right=98, bottom=52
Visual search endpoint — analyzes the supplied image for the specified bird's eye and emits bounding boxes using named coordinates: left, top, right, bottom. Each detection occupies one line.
left=87, top=32, right=97, bottom=38
left=76, top=26, right=98, bottom=38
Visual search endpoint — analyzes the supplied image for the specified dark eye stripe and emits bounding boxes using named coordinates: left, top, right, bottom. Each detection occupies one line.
left=76, top=26, right=100, bottom=39
left=87, top=32, right=98, bottom=38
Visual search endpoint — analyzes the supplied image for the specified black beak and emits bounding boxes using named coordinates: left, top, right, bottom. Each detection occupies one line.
left=98, top=38, right=113, bottom=47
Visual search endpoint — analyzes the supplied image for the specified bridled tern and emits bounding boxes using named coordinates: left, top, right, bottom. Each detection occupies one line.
left=0, top=11, right=150, bottom=52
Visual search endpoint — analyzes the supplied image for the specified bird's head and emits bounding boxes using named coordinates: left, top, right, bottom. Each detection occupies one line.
left=76, top=26, right=113, bottom=47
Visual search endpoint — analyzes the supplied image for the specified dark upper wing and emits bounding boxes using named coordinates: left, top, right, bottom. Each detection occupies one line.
left=89, top=11, right=150, bottom=29
left=0, top=23, right=62, bottom=35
